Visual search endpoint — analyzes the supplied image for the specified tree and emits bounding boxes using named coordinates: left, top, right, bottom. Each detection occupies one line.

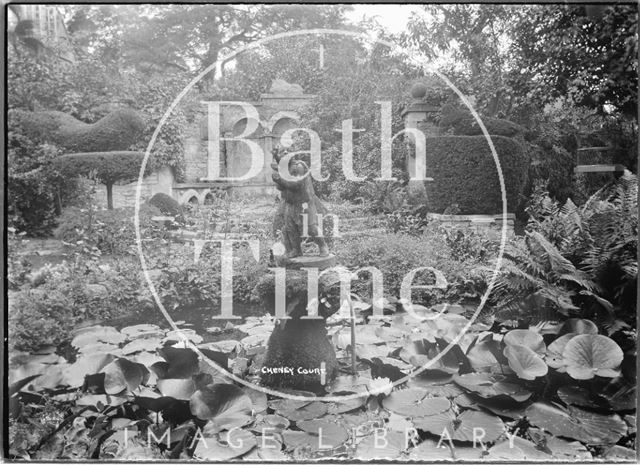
left=54, top=151, right=149, bottom=209
left=65, top=4, right=350, bottom=83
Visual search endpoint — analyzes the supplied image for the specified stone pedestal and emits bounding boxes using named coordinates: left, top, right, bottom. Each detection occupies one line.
left=256, top=255, right=341, bottom=394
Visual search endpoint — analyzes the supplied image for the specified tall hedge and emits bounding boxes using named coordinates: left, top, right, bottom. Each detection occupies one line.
left=424, top=135, right=528, bottom=214
left=9, top=108, right=145, bottom=152
left=54, top=151, right=148, bottom=209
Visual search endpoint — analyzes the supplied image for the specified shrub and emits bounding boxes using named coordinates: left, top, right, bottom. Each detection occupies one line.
left=54, top=204, right=164, bottom=255
left=9, top=108, right=145, bottom=152
left=149, top=192, right=182, bottom=216
left=53, top=151, right=149, bottom=209
left=425, top=135, right=528, bottom=214
left=7, top=125, right=82, bottom=236
left=8, top=258, right=145, bottom=352
left=334, top=231, right=492, bottom=305
left=385, top=205, right=429, bottom=236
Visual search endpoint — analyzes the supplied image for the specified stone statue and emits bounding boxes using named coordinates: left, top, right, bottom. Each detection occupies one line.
left=271, top=148, right=329, bottom=259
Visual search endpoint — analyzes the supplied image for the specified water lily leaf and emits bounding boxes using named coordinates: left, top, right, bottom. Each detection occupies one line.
left=466, top=337, right=507, bottom=374
left=122, top=337, right=162, bottom=355
left=103, top=358, right=149, bottom=394
left=326, top=374, right=370, bottom=394
left=251, top=414, right=290, bottom=433
left=192, top=428, right=256, bottom=461
left=199, top=340, right=241, bottom=354
left=63, top=353, right=117, bottom=387
left=158, top=347, right=199, bottom=378
left=78, top=342, right=121, bottom=355
left=560, top=318, right=598, bottom=335
left=557, top=386, right=608, bottom=409
left=486, top=436, right=551, bottom=460
left=545, top=333, right=576, bottom=370
left=71, top=326, right=125, bottom=348
left=382, top=389, right=450, bottom=417
left=503, top=329, right=545, bottom=354
left=413, top=409, right=505, bottom=443
left=408, top=438, right=460, bottom=460
left=602, top=445, right=636, bottom=461
left=354, top=430, right=407, bottom=460
left=121, top=324, right=163, bottom=340
left=157, top=378, right=196, bottom=400
left=275, top=400, right=328, bottom=421
left=400, top=339, right=466, bottom=375
left=503, top=345, right=548, bottom=380
left=453, top=373, right=531, bottom=402
left=164, top=329, right=203, bottom=344
left=407, top=379, right=463, bottom=398
left=242, top=388, right=268, bottom=413
left=540, top=434, right=592, bottom=460
left=562, top=334, right=623, bottom=379
left=525, top=402, right=627, bottom=445
left=296, top=420, right=349, bottom=449
left=189, top=383, right=252, bottom=421
left=327, top=396, right=367, bottom=414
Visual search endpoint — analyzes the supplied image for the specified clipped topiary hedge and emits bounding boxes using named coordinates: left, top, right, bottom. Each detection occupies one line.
left=53, top=151, right=148, bottom=209
left=425, top=135, right=528, bottom=214
left=439, top=107, right=525, bottom=138
left=9, top=108, right=145, bottom=152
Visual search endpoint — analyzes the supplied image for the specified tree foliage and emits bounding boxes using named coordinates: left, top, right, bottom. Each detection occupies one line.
left=54, top=151, right=149, bottom=209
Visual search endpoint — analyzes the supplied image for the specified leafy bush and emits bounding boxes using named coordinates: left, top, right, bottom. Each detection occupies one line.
left=7, top=125, right=82, bottom=236
left=334, top=231, right=492, bottom=305
left=54, top=204, right=165, bottom=255
left=149, top=192, right=182, bottom=216
left=425, top=135, right=528, bottom=214
left=8, top=258, right=145, bottom=352
left=385, top=205, right=429, bottom=236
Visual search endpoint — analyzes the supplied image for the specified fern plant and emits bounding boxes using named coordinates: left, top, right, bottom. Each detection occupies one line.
left=495, top=172, right=637, bottom=327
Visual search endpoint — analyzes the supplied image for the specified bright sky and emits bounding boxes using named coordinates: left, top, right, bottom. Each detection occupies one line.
left=345, top=4, right=423, bottom=34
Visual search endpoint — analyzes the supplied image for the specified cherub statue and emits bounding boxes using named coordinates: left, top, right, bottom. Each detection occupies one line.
left=271, top=148, right=329, bottom=259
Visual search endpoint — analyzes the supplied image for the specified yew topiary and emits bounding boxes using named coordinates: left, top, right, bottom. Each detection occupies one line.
left=54, top=151, right=148, bottom=209
left=425, top=135, right=528, bottom=214
left=10, top=108, right=145, bottom=152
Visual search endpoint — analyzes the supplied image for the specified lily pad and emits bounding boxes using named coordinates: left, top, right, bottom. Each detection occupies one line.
left=381, top=389, right=451, bottom=417
left=121, top=324, right=163, bottom=339
left=275, top=400, right=328, bottom=422
left=71, top=326, right=125, bottom=348
left=63, top=353, right=117, bottom=387
left=562, top=334, right=623, bottom=379
left=157, top=378, right=196, bottom=400
left=354, top=430, right=407, bottom=460
left=122, top=337, right=162, bottom=355
left=296, top=419, right=349, bottom=449
left=453, top=373, right=531, bottom=402
left=545, top=333, right=576, bottom=370
left=503, top=329, right=545, bottom=354
left=486, top=436, right=551, bottom=460
left=560, top=318, right=598, bottom=335
left=190, top=383, right=252, bottom=421
left=192, top=428, right=256, bottom=460
left=503, top=344, right=548, bottom=380
left=413, top=409, right=505, bottom=443
left=103, top=358, right=149, bottom=394
left=525, top=401, right=627, bottom=445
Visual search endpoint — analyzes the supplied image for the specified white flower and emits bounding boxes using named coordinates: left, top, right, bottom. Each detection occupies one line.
left=368, top=377, right=393, bottom=396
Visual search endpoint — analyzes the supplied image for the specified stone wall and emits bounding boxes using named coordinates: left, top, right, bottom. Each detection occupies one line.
left=92, top=167, right=174, bottom=209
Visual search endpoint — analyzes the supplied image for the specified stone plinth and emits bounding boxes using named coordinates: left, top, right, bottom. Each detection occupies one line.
left=256, top=256, right=341, bottom=394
